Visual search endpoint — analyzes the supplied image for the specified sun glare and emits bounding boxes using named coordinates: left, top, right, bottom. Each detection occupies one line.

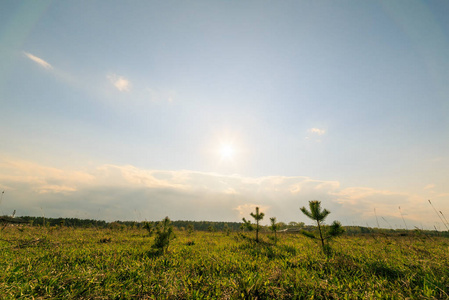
left=219, top=144, right=235, bottom=160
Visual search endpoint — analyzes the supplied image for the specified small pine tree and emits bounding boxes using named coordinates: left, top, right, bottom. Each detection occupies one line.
left=223, top=223, right=231, bottom=236
left=269, top=217, right=279, bottom=244
left=242, top=218, right=254, bottom=232
left=152, top=217, right=174, bottom=254
left=143, top=222, right=153, bottom=236
left=187, top=224, right=194, bottom=236
left=300, top=200, right=344, bottom=256
left=208, top=224, right=216, bottom=232
left=249, top=207, right=265, bottom=242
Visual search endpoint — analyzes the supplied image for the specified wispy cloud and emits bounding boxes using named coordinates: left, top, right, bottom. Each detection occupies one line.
left=306, top=127, right=326, bottom=142
left=107, top=74, right=131, bottom=92
left=308, top=128, right=326, bottom=135
left=23, top=52, right=53, bottom=69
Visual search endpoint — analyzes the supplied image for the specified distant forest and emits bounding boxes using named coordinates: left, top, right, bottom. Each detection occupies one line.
left=18, top=216, right=243, bottom=232
left=14, top=216, right=449, bottom=237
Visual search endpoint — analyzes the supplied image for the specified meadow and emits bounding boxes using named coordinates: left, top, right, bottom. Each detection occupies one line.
left=1, top=225, right=448, bottom=299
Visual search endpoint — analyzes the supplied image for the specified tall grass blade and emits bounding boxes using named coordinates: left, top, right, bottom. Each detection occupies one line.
left=381, top=217, right=393, bottom=230
left=398, top=206, right=408, bottom=230
left=428, top=200, right=449, bottom=231
left=374, top=208, right=380, bottom=228
left=439, top=211, right=449, bottom=229
left=0, top=191, right=4, bottom=214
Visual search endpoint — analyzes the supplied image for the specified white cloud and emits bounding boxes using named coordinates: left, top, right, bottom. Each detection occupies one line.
left=0, top=156, right=446, bottom=228
left=0, top=157, right=94, bottom=194
left=23, top=52, right=53, bottom=69
left=107, top=74, right=131, bottom=92
left=331, top=187, right=430, bottom=225
left=38, top=185, right=77, bottom=194
left=234, top=204, right=271, bottom=218
left=308, top=128, right=326, bottom=135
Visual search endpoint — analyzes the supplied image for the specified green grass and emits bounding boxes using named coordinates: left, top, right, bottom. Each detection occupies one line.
left=1, top=226, right=448, bottom=299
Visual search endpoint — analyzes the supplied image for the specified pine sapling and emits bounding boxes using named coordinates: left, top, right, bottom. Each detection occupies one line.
left=208, top=224, right=216, bottom=232
left=269, top=217, right=279, bottom=244
left=300, top=200, right=344, bottom=256
left=250, top=207, right=265, bottom=242
left=143, top=222, right=153, bottom=236
left=223, top=223, right=231, bottom=236
left=152, top=217, right=174, bottom=254
left=187, top=224, right=194, bottom=236
left=241, top=218, right=254, bottom=232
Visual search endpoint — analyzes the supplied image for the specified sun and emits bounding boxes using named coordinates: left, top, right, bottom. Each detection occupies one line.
left=219, top=144, right=235, bottom=161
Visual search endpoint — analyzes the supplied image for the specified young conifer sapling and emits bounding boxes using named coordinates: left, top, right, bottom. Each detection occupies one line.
left=250, top=207, right=264, bottom=242
left=269, top=217, right=279, bottom=244
left=300, top=200, right=344, bottom=256
left=152, top=217, right=174, bottom=254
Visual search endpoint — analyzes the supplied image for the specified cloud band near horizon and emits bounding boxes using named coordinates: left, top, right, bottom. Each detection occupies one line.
left=0, top=156, right=445, bottom=229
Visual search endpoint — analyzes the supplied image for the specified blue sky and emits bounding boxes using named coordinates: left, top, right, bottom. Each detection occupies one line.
left=0, top=1, right=448, bottom=229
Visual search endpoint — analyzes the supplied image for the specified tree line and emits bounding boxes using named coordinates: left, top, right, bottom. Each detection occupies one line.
left=12, top=214, right=448, bottom=237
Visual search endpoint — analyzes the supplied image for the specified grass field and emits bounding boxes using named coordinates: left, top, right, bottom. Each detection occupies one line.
left=1, top=226, right=448, bottom=299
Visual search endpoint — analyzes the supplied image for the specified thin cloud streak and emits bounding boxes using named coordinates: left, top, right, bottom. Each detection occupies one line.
left=23, top=52, right=53, bottom=69
left=107, top=74, right=131, bottom=92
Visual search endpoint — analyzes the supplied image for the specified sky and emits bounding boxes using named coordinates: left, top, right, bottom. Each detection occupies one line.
left=1, top=0, right=448, bottom=229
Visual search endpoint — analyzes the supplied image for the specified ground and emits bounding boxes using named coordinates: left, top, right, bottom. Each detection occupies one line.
left=1, top=226, right=448, bottom=299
